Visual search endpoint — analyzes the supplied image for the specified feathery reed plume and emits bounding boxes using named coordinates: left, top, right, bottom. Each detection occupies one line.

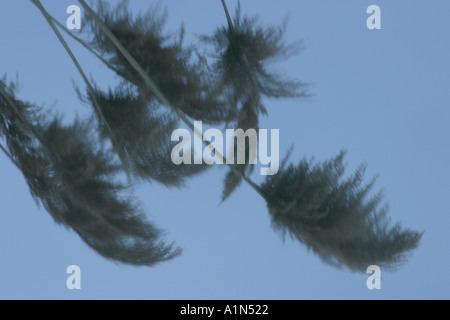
left=0, top=78, right=180, bottom=266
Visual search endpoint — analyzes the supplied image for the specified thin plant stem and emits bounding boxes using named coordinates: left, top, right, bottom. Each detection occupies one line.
left=221, top=0, right=236, bottom=36
left=48, top=15, right=120, bottom=74
left=31, top=0, right=125, bottom=161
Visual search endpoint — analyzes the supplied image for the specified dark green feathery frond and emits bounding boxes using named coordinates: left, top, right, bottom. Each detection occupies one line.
left=83, top=0, right=232, bottom=123
left=202, top=2, right=309, bottom=199
left=0, top=79, right=180, bottom=266
left=87, top=84, right=208, bottom=186
left=79, top=0, right=237, bottom=184
left=201, top=2, right=308, bottom=113
left=260, top=150, right=422, bottom=271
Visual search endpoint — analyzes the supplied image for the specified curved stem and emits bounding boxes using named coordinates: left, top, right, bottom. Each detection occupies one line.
left=48, top=15, right=120, bottom=74
left=221, top=0, right=236, bottom=37
left=78, top=0, right=264, bottom=199
left=31, top=0, right=125, bottom=160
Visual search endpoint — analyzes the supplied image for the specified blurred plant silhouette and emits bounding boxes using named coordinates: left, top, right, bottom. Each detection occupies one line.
left=0, top=0, right=422, bottom=271
left=0, top=78, right=180, bottom=266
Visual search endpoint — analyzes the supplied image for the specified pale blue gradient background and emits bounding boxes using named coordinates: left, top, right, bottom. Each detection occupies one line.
left=0, top=0, right=449, bottom=299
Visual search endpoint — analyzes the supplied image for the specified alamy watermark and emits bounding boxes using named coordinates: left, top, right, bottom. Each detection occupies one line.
left=171, top=121, right=280, bottom=176
left=366, top=5, right=381, bottom=30
left=366, top=265, right=381, bottom=290
left=66, top=265, right=81, bottom=290
left=64, top=4, right=381, bottom=32
left=66, top=5, right=81, bottom=30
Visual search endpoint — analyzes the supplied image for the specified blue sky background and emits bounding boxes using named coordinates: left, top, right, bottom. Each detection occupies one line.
left=0, top=0, right=449, bottom=299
